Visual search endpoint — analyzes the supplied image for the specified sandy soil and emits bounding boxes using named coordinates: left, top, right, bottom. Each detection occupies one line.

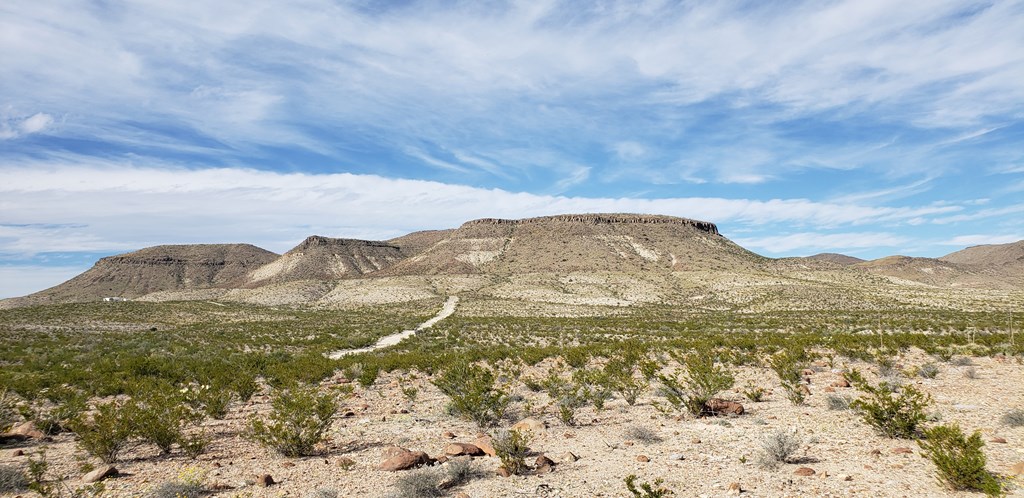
left=328, top=296, right=459, bottom=359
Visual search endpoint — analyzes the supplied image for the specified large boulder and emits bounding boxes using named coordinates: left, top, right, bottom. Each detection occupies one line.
left=379, top=447, right=434, bottom=471
left=704, top=398, right=744, bottom=416
left=445, top=443, right=484, bottom=457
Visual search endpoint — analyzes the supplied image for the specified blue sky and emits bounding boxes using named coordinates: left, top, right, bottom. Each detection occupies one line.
left=2, top=0, right=1024, bottom=298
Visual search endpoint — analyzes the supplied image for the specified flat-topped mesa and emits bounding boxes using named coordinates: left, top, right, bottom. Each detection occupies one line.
left=461, top=213, right=719, bottom=235
left=291, top=235, right=399, bottom=253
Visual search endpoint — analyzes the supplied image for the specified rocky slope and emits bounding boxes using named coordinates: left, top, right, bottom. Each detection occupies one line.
left=25, top=244, right=279, bottom=303
left=246, top=236, right=405, bottom=286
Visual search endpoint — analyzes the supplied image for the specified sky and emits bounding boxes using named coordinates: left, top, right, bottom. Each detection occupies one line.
left=2, top=0, right=1024, bottom=298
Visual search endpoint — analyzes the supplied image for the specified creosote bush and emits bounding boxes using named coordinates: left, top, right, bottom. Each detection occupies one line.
left=769, top=349, right=807, bottom=405
left=624, top=475, right=674, bottom=497
left=918, top=424, right=1002, bottom=496
left=433, top=363, right=509, bottom=428
left=847, top=369, right=931, bottom=439
left=658, top=350, right=734, bottom=417
left=0, top=464, right=29, bottom=493
left=391, top=467, right=443, bottom=498
left=0, top=389, right=18, bottom=433
left=130, top=385, right=204, bottom=455
left=493, top=429, right=532, bottom=476
left=247, top=385, right=338, bottom=457
left=69, top=399, right=136, bottom=463
left=624, top=425, right=663, bottom=444
left=1001, top=408, right=1024, bottom=427
left=918, top=363, right=940, bottom=379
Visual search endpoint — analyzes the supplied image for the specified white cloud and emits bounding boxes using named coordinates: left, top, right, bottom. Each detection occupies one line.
left=734, top=232, right=911, bottom=255
left=939, top=234, right=1024, bottom=246
left=19, top=112, right=53, bottom=134
left=0, top=112, right=54, bottom=139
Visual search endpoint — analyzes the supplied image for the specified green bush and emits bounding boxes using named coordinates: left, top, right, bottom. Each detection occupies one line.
left=131, top=386, right=204, bottom=455
left=247, top=385, right=338, bottom=457
left=848, top=369, right=931, bottom=439
left=918, top=424, right=1002, bottom=496
left=624, top=475, right=674, bottom=497
left=391, top=466, right=442, bottom=498
left=918, top=363, right=940, bottom=379
left=769, top=349, right=807, bottom=405
left=602, top=347, right=655, bottom=405
left=69, top=400, right=136, bottom=463
left=658, top=350, right=734, bottom=417
left=540, top=367, right=593, bottom=426
left=756, top=428, right=803, bottom=469
left=432, top=363, right=508, bottom=428
left=742, top=382, right=766, bottom=402
left=0, top=389, right=18, bottom=433
left=493, top=429, right=532, bottom=476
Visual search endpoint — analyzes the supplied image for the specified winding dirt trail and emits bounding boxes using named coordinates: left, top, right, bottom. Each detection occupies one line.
left=327, top=296, right=458, bottom=359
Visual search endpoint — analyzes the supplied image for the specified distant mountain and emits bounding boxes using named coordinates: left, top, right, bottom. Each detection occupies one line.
left=940, top=240, right=1024, bottom=267
left=246, top=236, right=404, bottom=285
left=803, top=253, right=865, bottom=266
left=27, top=244, right=279, bottom=303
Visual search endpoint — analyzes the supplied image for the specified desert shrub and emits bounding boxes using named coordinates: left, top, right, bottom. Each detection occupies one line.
left=182, top=384, right=234, bottom=420
left=918, top=424, right=1002, bottom=496
left=131, top=385, right=204, bottom=455
left=757, top=428, right=804, bottom=469
left=742, top=382, right=766, bottom=402
left=178, top=430, right=210, bottom=460
left=826, top=395, right=852, bottom=411
left=624, top=475, right=674, bottom=497
left=247, top=385, right=338, bottom=457
left=658, top=350, right=734, bottom=417
left=25, top=449, right=105, bottom=497
left=69, top=399, right=136, bottom=463
left=0, top=464, right=29, bottom=492
left=433, top=363, right=509, bottom=428
left=848, top=369, right=931, bottom=439
left=493, top=429, right=532, bottom=476
left=950, top=356, right=974, bottom=366
left=540, top=367, right=592, bottom=426
left=147, top=482, right=202, bottom=498
left=441, top=458, right=484, bottom=489
left=1001, top=408, right=1024, bottom=427
left=769, top=349, right=807, bottom=405
left=624, top=425, right=662, bottom=444
left=18, top=387, right=87, bottom=436
left=602, top=346, right=655, bottom=405
left=391, top=467, right=443, bottom=498
left=962, top=366, right=978, bottom=379
left=918, top=363, right=940, bottom=379
left=0, top=389, right=19, bottom=432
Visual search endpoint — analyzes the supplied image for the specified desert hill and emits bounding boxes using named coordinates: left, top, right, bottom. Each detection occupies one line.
left=246, top=236, right=405, bottom=285
left=940, top=240, right=1024, bottom=267
left=26, top=244, right=279, bottom=303
left=804, top=253, right=865, bottom=266
left=381, top=214, right=762, bottom=276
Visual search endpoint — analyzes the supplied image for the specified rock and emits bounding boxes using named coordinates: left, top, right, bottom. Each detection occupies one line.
left=691, top=437, right=702, bottom=444
left=705, top=398, right=744, bottom=416
left=379, top=447, right=433, bottom=471
left=535, top=463, right=554, bottom=475
left=801, top=369, right=815, bottom=377
left=892, top=447, right=913, bottom=455
left=823, top=387, right=836, bottom=393
left=558, top=451, right=579, bottom=463
left=256, top=474, right=274, bottom=487
left=82, top=465, right=118, bottom=483
left=563, top=431, right=575, bottom=438
left=869, top=449, right=881, bottom=457
left=798, top=385, right=811, bottom=396
left=474, top=435, right=496, bottom=456
left=831, top=379, right=851, bottom=388
left=445, top=443, right=484, bottom=457
left=636, top=455, right=650, bottom=463
left=382, top=446, right=408, bottom=459
left=535, top=455, right=556, bottom=467
left=10, top=421, right=45, bottom=439
left=10, top=449, right=24, bottom=457
left=512, top=417, right=546, bottom=433
left=1008, top=462, right=1024, bottom=475
left=990, top=437, right=1007, bottom=444
left=497, top=467, right=512, bottom=478
left=455, top=493, right=470, bottom=498
left=668, top=453, right=685, bottom=461
left=727, top=482, right=741, bottom=495
left=337, top=457, right=356, bottom=468
left=794, top=467, right=815, bottom=476
left=442, top=431, right=456, bottom=439
left=436, top=456, right=448, bottom=464
left=623, top=440, right=634, bottom=446
left=281, top=461, right=295, bottom=468
left=841, top=474, right=853, bottom=481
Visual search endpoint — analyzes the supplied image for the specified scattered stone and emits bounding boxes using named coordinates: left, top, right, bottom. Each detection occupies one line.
left=563, top=432, right=575, bottom=438
left=841, top=474, right=853, bottom=482
left=10, top=421, right=45, bottom=439
left=455, top=493, right=470, bottom=498
left=623, top=440, right=634, bottom=446
left=1009, top=462, right=1024, bottom=475
left=636, top=455, right=650, bottom=463
left=798, top=385, right=811, bottom=396
left=892, top=447, right=913, bottom=455
left=536, top=455, right=556, bottom=467
left=691, top=437, right=702, bottom=444
left=558, top=451, right=579, bottom=463
left=10, top=449, right=24, bottom=457
left=727, top=482, right=741, bottom=495
left=794, top=467, right=816, bottom=476
left=990, top=437, right=1007, bottom=444
left=256, top=474, right=274, bottom=487
left=497, top=467, right=512, bottom=478
left=705, top=398, right=744, bottom=416
left=442, top=431, right=456, bottom=439
left=869, top=449, right=882, bottom=457
left=513, top=418, right=546, bottom=433
left=831, top=378, right=851, bottom=388
left=668, top=453, right=686, bottom=461
left=802, top=369, right=815, bottom=377
left=445, top=443, right=484, bottom=457
left=83, top=465, right=118, bottom=483
left=379, top=447, right=433, bottom=471
left=337, top=457, right=356, bottom=468
left=474, top=435, right=496, bottom=456
left=281, top=461, right=295, bottom=468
